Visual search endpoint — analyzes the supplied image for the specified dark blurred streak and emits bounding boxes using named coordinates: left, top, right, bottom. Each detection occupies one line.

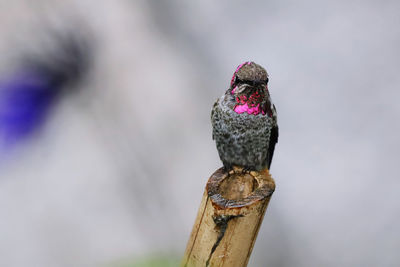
left=23, top=30, right=92, bottom=89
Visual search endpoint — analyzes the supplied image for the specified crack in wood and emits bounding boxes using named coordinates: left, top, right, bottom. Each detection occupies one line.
left=205, top=214, right=244, bottom=267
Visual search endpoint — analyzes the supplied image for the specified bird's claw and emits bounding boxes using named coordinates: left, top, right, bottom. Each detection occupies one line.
left=241, top=167, right=252, bottom=174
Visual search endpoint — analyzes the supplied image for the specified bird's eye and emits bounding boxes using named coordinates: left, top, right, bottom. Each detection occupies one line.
left=235, top=77, right=244, bottom=84
left=265, top=78, right=269, bottom=83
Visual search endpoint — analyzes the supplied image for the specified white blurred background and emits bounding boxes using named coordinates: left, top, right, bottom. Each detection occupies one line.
left=0, top=0, right=399, bottom=266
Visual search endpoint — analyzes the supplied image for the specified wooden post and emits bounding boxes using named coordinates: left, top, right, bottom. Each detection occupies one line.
left=182, top=166, right=275, bottom=267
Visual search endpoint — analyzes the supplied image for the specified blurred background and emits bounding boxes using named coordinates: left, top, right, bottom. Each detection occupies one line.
left=0, top=0, right=399, bottom=266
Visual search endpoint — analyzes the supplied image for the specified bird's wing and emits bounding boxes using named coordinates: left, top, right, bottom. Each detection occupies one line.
left=266, top=124, right=278, bottom=169
left=266, top=104, right=278, bottom=169
left=211, top=98, right=220, bottom=140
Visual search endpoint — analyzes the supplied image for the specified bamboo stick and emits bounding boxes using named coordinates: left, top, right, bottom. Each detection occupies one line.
left=182, top=166, right=275, bottom=267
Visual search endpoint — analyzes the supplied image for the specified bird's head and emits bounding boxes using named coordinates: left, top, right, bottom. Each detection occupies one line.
left=229, top=62, right=270, bottom=115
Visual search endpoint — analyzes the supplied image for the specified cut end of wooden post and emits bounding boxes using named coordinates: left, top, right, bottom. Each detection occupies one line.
left=207, top=166, right=275, bottom=210
left=182, top=167, right=275, bottom=267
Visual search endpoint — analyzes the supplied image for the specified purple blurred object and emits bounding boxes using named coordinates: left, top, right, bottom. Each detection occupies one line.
left=0, top=32, right=90, bottom=150
left=0, top=70, right=59, bottom=148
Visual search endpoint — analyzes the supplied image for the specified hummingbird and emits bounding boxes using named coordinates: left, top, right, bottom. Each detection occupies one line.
left=211, top=61, right=278, bottom=172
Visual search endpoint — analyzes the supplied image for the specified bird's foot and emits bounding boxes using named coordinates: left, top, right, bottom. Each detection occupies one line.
left=241, top=167, right=253, bottom=174
left=223, top=165, right=234, bottom=175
